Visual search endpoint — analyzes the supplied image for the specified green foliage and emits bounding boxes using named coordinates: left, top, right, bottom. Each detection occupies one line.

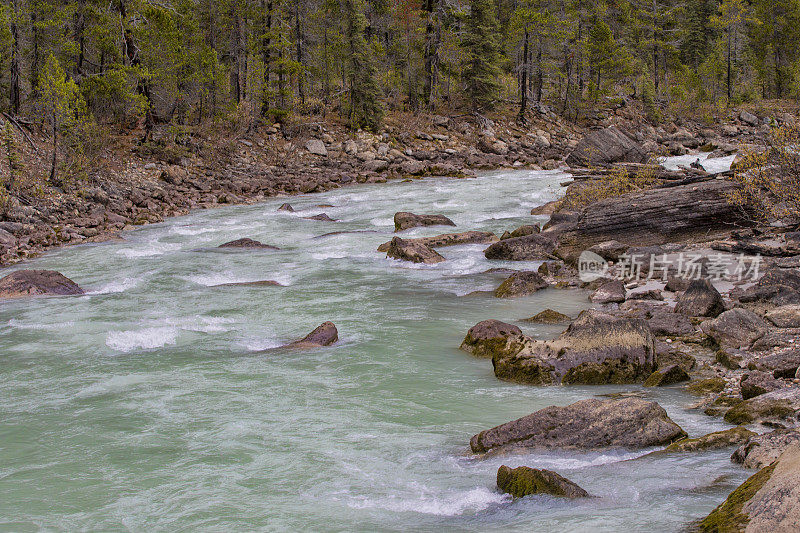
left=463, top=0, right=502, bottom=110
left=343, top=0, right=384, bottom=131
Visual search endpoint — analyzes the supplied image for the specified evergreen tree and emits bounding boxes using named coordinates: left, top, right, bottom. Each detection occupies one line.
left=463, top=0, right=502, bottom=111
left=342, top=0, right=384, bottom=131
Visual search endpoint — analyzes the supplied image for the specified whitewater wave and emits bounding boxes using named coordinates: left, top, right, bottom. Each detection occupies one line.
left=106, top=327, right=179, bottom=352
left=347, top=486, right=509, bottom=516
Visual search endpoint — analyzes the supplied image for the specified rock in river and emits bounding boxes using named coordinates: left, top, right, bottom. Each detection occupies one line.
left=470, top=397, right=686, bottom=454
left=492, top=309, right=656, bottom=385
left=723, top=388, right=800, bottom=426
left=732, top=429, right=800, bottom=469
left=0, top=270, right=84, bottom=299
left=497, top=465, right=590, bottom=498
left=460, top=320, right=522, bottom=358
left=385, top=237, right=445, bottom=264
left=376, top=231, right=497, bottom=252
left=494, top=271, right=548, bottom=298
left=483, top=233, right=557, bottom=261
left=665, top=427, right=756, bottom=452
left=523, top=309, right=571, bottom=324
left=394, top=212, right=456, bottom=232
left=218, top=238, right=280, bottom=250
left=286, top=322, right=339, bottom=348
left=697, top=445, right=800, bottom=532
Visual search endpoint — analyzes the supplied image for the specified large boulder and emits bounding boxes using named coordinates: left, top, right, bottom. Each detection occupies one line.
left=305, top=139, right=328, bottom=156
left=644, top=364, right=690, bottom=387
left=0, top=270, right=84, bottom=299
left=470, top=397, right=686, bottom=454
left=286, top=322, right=339, bottom=348
left=554, top=180, right=739, bottom=262
left=590, top=279, right=626, bottom=304
left=460, top=320, right=522, bottom=358
left=565, top=127, right=648, bottom=167
left=740, top=266, right=800, bottom=308
left=740, top=371, right=783, bottom=400
left=675, top=279, right=725, bottom=317
left=732, top=429, right=800, bottom=469
left=648, top=310, right=695, bottom=337
left=483, top=233, right=557, bottom=261
left=755, top=350, right=800, bottom=378
left=702, top=308, right=769, bottom=348
left=218, top=238, right=279, bottom=250
left=385, top=237, right=445, bottom=264
left=724, top=388, right=800, bottom=426
left=665, top=427, right=756, bottom=452
left=394, top=212, right=456, bottom=232
left=492, top=310, right=656, bottom=385
left=496, top=466, right=590, bottom=498
left=376, top=231, right=497, bottom=252
left=697, top=445, right=800, bottom=532
left=766, top=305, right=800, bottom=328
left=494, top=271, right=548, bottom=298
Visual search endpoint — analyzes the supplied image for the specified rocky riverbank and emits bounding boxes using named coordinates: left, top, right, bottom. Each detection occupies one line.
left=0, top=105, right=779, bottom=267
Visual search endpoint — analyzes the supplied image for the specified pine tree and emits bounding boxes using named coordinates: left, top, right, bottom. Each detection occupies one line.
left=463, top=0, right=502, bottom=111
left=342, top=0, right=384, bottom=131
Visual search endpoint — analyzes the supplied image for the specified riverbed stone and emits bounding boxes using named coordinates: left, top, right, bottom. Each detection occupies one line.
left=698, top=445, right=800, bottom=532
left=385, top=237, right=445, bottom=264
left=702, top=308, right=769, bottom=348
left=287, top=321, right=339, bottom=348
left=732, top=429, right=800, bottom=469
left=644, top=364, right=690, bottom=387
left=376, top=231, right=497, bottom=252
left=590, top=279, right=626, bottom=304
left=218, top=238, right=279, bottom=250
left=723, top=388, right=800, bottom=426
left=496, top=465, right=590, bottom=498
left=755, top=350, right=800, bottom=378
left=494, top=271, right=548, bottom=298
left=648, top=310, right=695, bottom=337
left=675, top=279, right=725, bottom=317
left=665, top=427, right=756, bottom=452
left=393, top=212, right=456, bottom=232
left=277, top=203, right=295, bottom=212
left=740, top=371, right=783, bottom=400
left=523, top=309, right=571, bottom=324
left=492, top=310, right=656, bottom=385
left=0, top=270, right=84, bottom=299
left=766, top=305, right=800, bottom=328
left=460, top=320, right=523, bottom=358
left=470, top=397, right=686, bottom=453
left=484, top=233, right=557, bottom=261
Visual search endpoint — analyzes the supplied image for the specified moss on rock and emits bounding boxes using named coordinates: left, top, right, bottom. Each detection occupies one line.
left=665, top=427, right=756, bottom=453
left=686, top=377, right=726, bottom=395
left=496, top=465, right=590, bottom=498
left=695, top=463, right=776, bottom=532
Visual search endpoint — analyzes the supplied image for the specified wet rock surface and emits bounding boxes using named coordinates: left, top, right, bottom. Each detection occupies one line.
left=496, top=465, right=590, bottom=498
left=393, top=212, right=456, bottom=232
left=0, top=270, right=84, bottom=299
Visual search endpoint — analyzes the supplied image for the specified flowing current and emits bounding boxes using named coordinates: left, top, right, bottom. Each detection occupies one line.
left=0, top=159, right=746, bottom=532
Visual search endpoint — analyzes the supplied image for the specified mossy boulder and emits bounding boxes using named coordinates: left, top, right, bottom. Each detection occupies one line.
left=523, top=309, right=571, bottom=324
left=686, top=377, right=726, bottom=395
left=496, top=465, right=589, bottom=498
left=696, top=445, right=800, bottom=532
left=704, top=395, right=744, bottom=417
left=724, top=389, right=800, bottom=426
left=492, top=309, right=655, bottom=385
left=665, top=427, right=756, bottom=452
left=494, top=271, right=549, bottom=298
left=655, top=349, right=697, bottom=373
left=460, top=320, right=523, bottom=359
left=644, top=364, right=690, bottom=387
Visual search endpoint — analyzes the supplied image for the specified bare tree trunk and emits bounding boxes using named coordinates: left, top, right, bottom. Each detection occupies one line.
left=518, top=28, right=529, bottom=124
left=49, top=115, right=57, bottom=184
left=74, top=0, right=86, bottom=77
left=9, top=0, right=21, bottom=114
left=261, top=0, right=274, bottom=116
left=295, top=4, right=305, bottom=106
left=423, top=0, right=439, bottom=107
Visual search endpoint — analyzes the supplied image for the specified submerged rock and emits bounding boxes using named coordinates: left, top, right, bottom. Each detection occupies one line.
left=0, top=270, right=84, bottom=299
left=470, top=397, right=686, bottom=454
left=494, top=271, right=548, bottom=298
left=286, top=321, right=339, bottom=348
left=218, top=238, right=279, bottom=250
left=496, top=465, right=590, bottom=498
left=460, top=320, right=522, bottom=358
left=277, top=202, right=295, bottom=212
left=393, top=212, right=456, bottom=232
left=385, top=237, right=445, bottom=264
left=483, top=233, right=557, bottom=261
left=732, top=429, right=800, bottom=469
left=675, top=279, right=725, bottom=317
left=697, top=445, right=800, bottom=532
left=376, top=231, right=497, bottom=252
left=492, top=310, right=655, bottom=385
left=523, top=309, right=571, bottom=324
left=303, top=213, right=337, bottom=222
left=665, top=427, right=755, bottom=452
